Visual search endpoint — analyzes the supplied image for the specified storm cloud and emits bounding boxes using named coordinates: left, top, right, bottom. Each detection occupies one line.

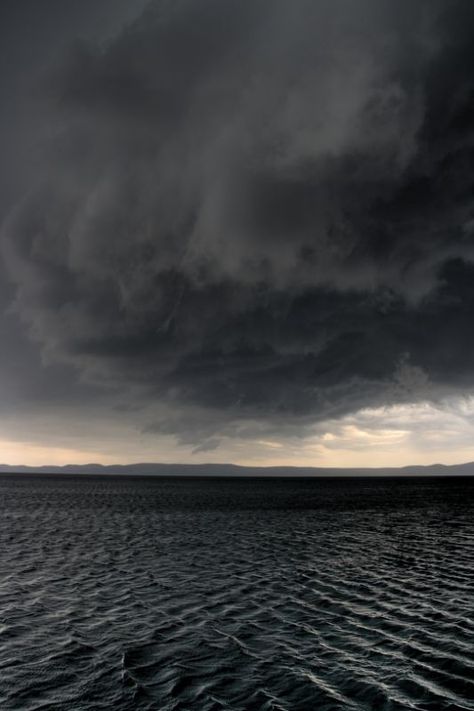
left=2, top=0, right=474, bottom=446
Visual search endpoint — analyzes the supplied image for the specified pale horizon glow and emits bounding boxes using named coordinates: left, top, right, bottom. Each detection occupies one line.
left=3, top=398, right=474, bottom=469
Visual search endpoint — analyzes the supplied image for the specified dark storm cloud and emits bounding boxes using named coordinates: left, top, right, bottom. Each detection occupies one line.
left=2, top=0, right=474, bottom=441
left=0, top=0, right=150, bottom=415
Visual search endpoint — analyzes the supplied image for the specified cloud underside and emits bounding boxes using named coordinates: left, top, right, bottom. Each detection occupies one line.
left=2, top=0, right=474, bottom=446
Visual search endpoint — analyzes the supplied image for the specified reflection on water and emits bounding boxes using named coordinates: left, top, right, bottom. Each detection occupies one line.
left=0, top=475, right=473, bottom=710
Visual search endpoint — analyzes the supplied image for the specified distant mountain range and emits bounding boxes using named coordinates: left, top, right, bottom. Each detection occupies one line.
left=0, top=462, right=474, bottom=477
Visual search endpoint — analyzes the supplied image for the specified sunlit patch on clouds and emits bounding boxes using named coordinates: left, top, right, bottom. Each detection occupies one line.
left=302, top=397, right=474, bottom=467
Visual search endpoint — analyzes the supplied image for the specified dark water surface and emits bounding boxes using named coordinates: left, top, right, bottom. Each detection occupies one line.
left=0, top=475, right=473, bottom=710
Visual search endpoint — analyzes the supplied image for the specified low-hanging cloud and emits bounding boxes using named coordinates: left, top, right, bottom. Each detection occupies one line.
left=2, top=0, right=474, bottom=446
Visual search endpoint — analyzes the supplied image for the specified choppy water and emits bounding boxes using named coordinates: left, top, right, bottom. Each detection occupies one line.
left=0, top=475, right=473, bottom=710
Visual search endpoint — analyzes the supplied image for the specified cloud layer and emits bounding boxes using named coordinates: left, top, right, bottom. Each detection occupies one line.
left=2, top=0, right=474, bottom=447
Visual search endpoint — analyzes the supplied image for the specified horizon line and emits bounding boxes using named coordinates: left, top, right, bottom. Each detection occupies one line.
left=0, top=460, right=472, bottom=472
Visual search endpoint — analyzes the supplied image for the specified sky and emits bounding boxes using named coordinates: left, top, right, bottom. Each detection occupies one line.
left=0, top=0, right=473, bottom=468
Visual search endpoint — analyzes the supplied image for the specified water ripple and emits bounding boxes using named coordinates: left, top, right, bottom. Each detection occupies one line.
left=0, top=475, right=472, bottom=710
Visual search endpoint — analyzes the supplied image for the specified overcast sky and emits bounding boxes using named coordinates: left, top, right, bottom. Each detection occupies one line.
left=1, top=0, right=474, bottom=467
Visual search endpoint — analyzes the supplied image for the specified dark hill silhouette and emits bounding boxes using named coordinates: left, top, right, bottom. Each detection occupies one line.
left=0, top=461, right=473, bottom=477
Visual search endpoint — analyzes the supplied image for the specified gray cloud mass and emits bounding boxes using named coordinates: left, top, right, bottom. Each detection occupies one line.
left=1, top=0, right=474, bottom=446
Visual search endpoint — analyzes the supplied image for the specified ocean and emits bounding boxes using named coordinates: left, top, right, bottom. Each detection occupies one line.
left=0, top=474, right=473, bottom=710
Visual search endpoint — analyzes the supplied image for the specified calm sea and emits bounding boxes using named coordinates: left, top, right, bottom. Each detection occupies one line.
left=0, top=475, right=473, bottom=710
